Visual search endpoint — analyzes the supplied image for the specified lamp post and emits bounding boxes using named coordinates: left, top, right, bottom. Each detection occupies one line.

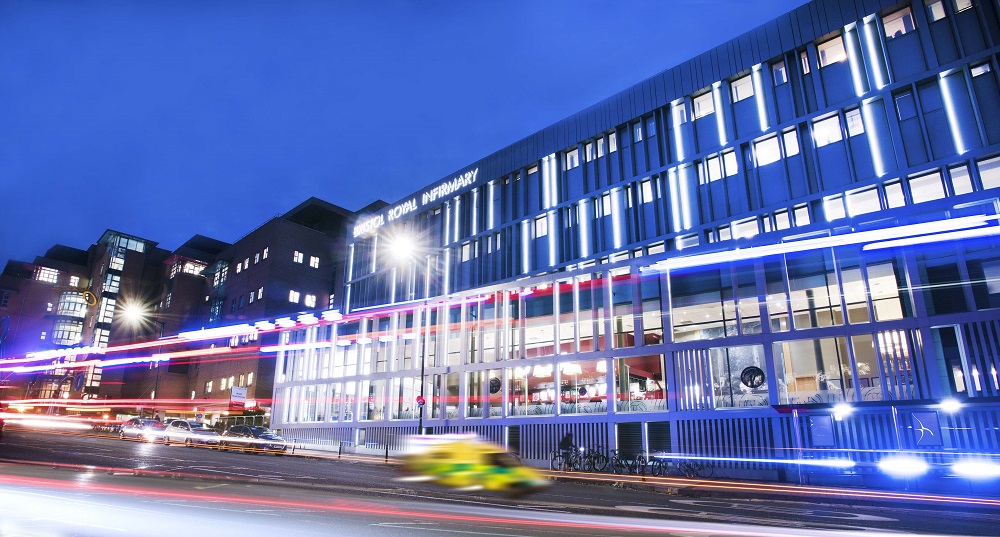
left=388, top=234, right=427, bottom=434
left=123, top=305, right=165, bottom=414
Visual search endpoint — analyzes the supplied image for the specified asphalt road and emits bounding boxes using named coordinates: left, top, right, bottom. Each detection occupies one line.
left=0, top=426, right=996, bottom=537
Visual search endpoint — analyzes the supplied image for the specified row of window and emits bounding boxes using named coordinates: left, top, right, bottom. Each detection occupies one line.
left=234, top=247, right=269, bottom=274
left=231, top=287, right=265, bottom=312
left=203, top=371, right=255, bottom=394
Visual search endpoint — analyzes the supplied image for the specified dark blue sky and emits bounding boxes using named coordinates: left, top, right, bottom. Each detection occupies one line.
left=0, top=1, right=806, bottom=263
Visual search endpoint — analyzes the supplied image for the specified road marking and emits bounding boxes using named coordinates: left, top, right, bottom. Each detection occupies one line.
left=666, top=499, right=898, bottom=522
left=194, top=483, right=228, bottom=490
left=371, top=522, right=523, bottom=536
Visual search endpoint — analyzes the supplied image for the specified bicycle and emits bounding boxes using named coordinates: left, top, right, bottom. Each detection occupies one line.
left=610, top=449, right=647, bottom=475
left=580, top=445, right=609, bottom=472
left=549, top=447, right=583, bottom=471
left=649, top=456, right=714, bottom=478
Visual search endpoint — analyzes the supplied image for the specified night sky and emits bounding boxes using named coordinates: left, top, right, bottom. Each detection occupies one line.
left=0, top=0, right=807, bottom=264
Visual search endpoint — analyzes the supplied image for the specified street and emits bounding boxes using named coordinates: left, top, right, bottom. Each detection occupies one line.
left=1, top=426, right=997, bottom=536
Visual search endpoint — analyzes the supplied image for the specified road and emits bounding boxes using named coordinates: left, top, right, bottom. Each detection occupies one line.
left=0, top=426, right=996, bottom=536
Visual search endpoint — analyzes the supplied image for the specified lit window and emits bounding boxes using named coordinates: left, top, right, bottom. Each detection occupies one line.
left=978, top=155, right=1000, bottom=190
left=263, top=247, right=268, bottom=259
left=235, top=263, right=241, bottom=274
left=722, top=151, right=738, bottom=176
left=641, top=180, right=654, bottom=202
left=645, top=117, right=656, bottom=138
left=244, top=258, right=249, bottom=270
left=885, top=180, right=906, bottom=208
left=34, top=267, right=58, bottom=283
left=293, top=251, right=304, bottom=263
left=40, top=331, right=46, bottom=340
left=705, top=156, right=723, bottom=181
left=824, top=196, right=847, bottom=221
left=847, top=188, right=881, bottom=216
left=693, top=92, right=715, bottom=118
left=909, top=171, right=946, bottom=203
left=601, top=194, right=612, bottom=216
left=772, top=61, right=788, bottom=85
left=534, top=216, right=548, bottom=237
left=228, top=376, right=235, bottom=389
left=783, top=130, right=800, bottom=156
left=793, top=205, right=811, bottom=225
left=845, top=109, right=865, bottom=136
left=239, top=374, right=245, bottom=387
left=817, top=37, right=847, bottom=67
left=971, top=63, right=992, bottom=77
left=718, top=225, right=732, bottom=241
left=633, top=122, right=643, bottom=142
left=289, top=290, right=300, bottom=303
left=310, top=256, right=320, bottom=268
left=69, top=276, right=80, bottom=287
left=677, top=234, right=700, bottom=250
left=672, top=103, right=687, bottom=124
left=950, top=165, right=974, bottom=195
left=565, top=148, right=579, bottom=169
left=800, top=51, right=811, bottom=74
left=46, top=303, right=53, bottom=312
left=813, top=116, right=844, bottom=147
left=165, top=293, right=172, bottom=309
left=755, top=136, right=782, bottom=166
left=248, top=372, right=254, bottom=386
left=461, top=242, right=471, bottom=261
left=258, top=287, right=264, bottom=299
left=926, top=0, right=946, bottom=21
left=775, top=210, right=791, bottom=230
left=254, top=253, right=259, bottom=264
left=220, top=377, right=227, bottom=390
left=584, top=142, right=594, bottom=162
left=249, top=292, right=254, bottom=304
left=883, top=7, right=915, bottom=38
left=596, top=138, right=606, bottom=158
left=954, top=0, right=973, bottom=13
left=305, top=294, right=317, bottom=308
left=732, top=218, right=759, bottom=239
left=205, top=381, right=213, bottom=394
left=731, top=75, right=754, bottom=102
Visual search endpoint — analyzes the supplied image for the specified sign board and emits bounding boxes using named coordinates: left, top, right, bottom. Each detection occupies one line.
left=229, top=386, right=247, bottom=410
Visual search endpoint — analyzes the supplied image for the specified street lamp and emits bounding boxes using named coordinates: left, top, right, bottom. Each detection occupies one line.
left=123, top=305, right=165, bottom=412
left=387, top=233, right=427, bottom=434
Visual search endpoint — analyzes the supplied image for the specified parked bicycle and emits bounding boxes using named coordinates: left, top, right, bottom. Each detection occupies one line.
left=648, top=456, right=714, bottom=478
left=549, top=446, right=583, bottom=471
left=610, top=449, right=647, bottom=475
left=580, top=445, right=608, bottom=472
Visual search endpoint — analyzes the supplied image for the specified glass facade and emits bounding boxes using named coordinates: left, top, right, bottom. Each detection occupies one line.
left=272, top=0, right=1000, bottom=474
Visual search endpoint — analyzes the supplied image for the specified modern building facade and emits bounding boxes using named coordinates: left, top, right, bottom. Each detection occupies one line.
left=271, top=0, right=1000, bottom=483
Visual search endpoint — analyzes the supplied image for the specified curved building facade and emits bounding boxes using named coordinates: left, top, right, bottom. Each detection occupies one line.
left=273, top=0, right=1000, bottom=483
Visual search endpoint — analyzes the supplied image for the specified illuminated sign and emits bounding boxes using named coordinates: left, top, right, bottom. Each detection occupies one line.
left=353, top=168, right=479, bottom=238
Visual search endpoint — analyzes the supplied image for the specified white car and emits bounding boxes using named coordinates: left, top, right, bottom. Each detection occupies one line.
left=119, top=418, right=167, bottom=443
left=164, top=420, right=221, bottom=448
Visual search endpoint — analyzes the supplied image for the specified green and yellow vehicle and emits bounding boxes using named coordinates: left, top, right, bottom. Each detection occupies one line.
left=399, top=434, right=549, bottom=498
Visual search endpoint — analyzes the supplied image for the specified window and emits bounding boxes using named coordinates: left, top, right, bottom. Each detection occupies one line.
left=103, top=273, right=121, bottom=294
left=289, top=290, right=300, bottom=303
left=813, top=116, right=843, bottom=147
left=305, top=294, right=317, bottom=308
left=884, top=8, right=915, bottom=38
left=258, top=287, right=264, bottom=299
left=979, top=155, right=1000, bottom=189
left=732, top=218, right=759, bottom=239
left=926, top=0, right=946, bottom=21
left=69, top=276, right=80, bottom=287
left=722, top=150, right=738, bottom=176
left=247, top=372, right=254, bottom=386
left=165, top=292, right=172, bottom=309
left=954, top=0, right=973, bottom=13
left=772, top=61, right=788, bottom=85
left=800, top=51, right=811, bottom=74
left=263, top=247, right=269, bottom=259
left=950, top=165, right=974, bottom=195
left=249, top=291, right=255, bottom=304
left=600, top=194, right=612, bottom=217
left=885, top=180, right=906, bottom=208
left=254, top=253, right=259, bottom=264
left=0, top=291, right=10, bottom=308
left=909, top=171, right=946, bottom=203
left=817, top=37, right=847, bottom=67
left=46, top=303, right=53, bottom=312
left=693, top=92, right=715, bottom=118
left=847, top=188, right=881, bottom=216
left=244, top=258, right=249, bottom=270
left=640, top=180, right=654, bottom=202
left=34, top=267, right=58, bottom=283
left=645, top=117, right=656, bottom=138
left=534, top=216, right=548, bottom=237
left=309, top=256, right=320, bottom=268
left=705, top=156, right=723, bottom=181
left=235, top=263, right=241, bottom=274
left=755, top=136, right=781, bottom=166
left=596, top=138, right=606, bottom=158
left=971, top=63, right=992, bottom=77
left=632, top=122, right=643, bottom=142
left=565, top=148, right=579, bottom=169
left=793, top=205, right=810, bottom=225
left=608, top=132, right=618, bottom=153
left=672, top=103, right=687, bottom=124
left=205, top=381, right=213, bottom=394
left=824, top=196, right=847, bottom=221
left=775, top=210, right=791, bottom=230
left=731, top=75, right=754, bottom=102
left=293, top=251, right=304, bottom=263
left=40, top=331, right=46, bottom=340
left=783, top=130, right=800, bottom=156
left=583, top=142, right=594, bottom=162
left=845, top=109, right=865, bottom=136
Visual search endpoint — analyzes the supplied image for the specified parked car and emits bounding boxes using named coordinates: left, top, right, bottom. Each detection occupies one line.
left=220, top=425, right=287, bottom=454
left=164, top=420, right=221, bottom=448
left=119, top=418, right=167, bottom=442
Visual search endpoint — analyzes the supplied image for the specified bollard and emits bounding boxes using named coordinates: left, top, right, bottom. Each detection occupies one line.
left=385, top=444, right=389, bottom=463
left=339, top=442, right=343, bottom=459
